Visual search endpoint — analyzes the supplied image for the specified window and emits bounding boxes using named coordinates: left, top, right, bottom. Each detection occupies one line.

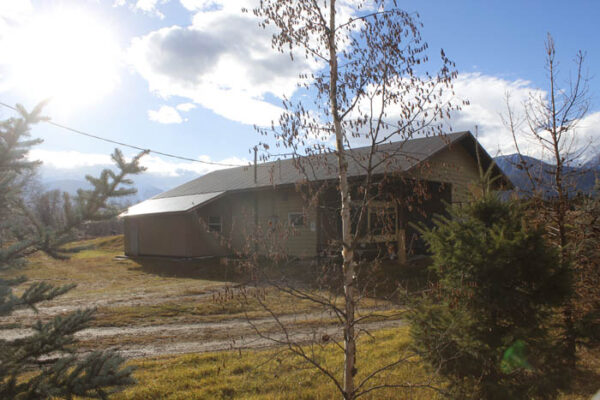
left=288, top=212, right=305, bottom=227
left=207, top=216, right=222, bottom=233
left=351, top=201, right=398, bottom=242
left=369, top=206, right=397, bottom=236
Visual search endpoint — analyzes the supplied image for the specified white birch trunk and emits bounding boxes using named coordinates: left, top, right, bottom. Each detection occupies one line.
left=327, top=1, right=356, bottom=398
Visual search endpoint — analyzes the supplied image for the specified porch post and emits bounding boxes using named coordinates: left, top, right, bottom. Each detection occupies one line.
left=397, top=229, right=406, bottom=264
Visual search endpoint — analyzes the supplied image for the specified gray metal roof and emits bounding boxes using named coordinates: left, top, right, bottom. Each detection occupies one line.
left=154, top=131, right=471, bottom=199
left=120, top=192, right=224, bottom=217
left=123, top=131, right=506, bottom=217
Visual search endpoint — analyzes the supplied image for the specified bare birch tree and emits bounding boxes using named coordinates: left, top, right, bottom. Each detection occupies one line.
left=240, top=1, right=463, bottom=398
left=503, top=33, right=592, bottom=366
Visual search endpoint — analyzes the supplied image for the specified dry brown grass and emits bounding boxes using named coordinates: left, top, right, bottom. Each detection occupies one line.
left=11, top=236, right=231, bottom=302
left=10, top=236, right=598, bottom=399
left=112, top=327, right=445, bottom=400
left=8, top=235, right=396, bottom=329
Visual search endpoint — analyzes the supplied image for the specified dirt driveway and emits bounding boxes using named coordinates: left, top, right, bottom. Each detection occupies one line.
left=2, top=292, right=405, bottom=359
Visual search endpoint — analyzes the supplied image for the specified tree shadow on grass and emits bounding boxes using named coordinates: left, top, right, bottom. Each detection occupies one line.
left=127, top=256, right=247, bottom=284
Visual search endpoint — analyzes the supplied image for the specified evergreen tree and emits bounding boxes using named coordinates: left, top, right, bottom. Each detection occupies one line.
left=409, top=195, right=571, bottom=399
left=0, top=103, right=145, bottom=399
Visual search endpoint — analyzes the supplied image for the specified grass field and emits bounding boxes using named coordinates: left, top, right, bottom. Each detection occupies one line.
left=114, top=327, right=443, bottom=400
left=9, top=236, right=391, bottom=329
left=4, top=236, right=599, bottom=399
left=114, top=328, right=600, bottom=400
left=14, top=235, right=232, bottom=302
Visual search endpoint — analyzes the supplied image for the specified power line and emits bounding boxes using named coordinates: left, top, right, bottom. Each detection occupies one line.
left=0, top=101, right=246, bottom=168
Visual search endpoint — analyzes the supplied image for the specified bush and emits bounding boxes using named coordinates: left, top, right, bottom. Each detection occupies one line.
left=408, top=195, right=571, bottom=399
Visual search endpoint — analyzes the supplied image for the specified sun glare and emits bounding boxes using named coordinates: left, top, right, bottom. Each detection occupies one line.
left=4, top=9, right=121, bottom=111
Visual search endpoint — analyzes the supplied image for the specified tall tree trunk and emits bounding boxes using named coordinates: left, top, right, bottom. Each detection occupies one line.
left=327, top=1, right=356, bottom=398
left=548, top=52, right=576, bottom=366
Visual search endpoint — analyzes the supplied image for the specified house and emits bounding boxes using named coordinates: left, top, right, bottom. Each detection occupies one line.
left=120, top=131, right=510, bottom=260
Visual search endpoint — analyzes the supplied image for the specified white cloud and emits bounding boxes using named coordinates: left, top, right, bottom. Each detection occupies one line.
left=568, top=111, right=600, bottom=163
left=29, top=149, right=113, bottom=169
left=0, top=1, right=32, bottom=35
left=179, top=0, right=220, bottom=11
left=113, top=0, right=169, bottom=19
left=448, top=73, right=539, bottom=156
left=141, top=154, right=248, bottom=176
left=120, top=1, right=600, bottom=162
left=28, top=148, right=248, bottom=177
left=135, top=0, right=165, bottom=18
left=127, top=0, right=318, bottom=126
left=0, top=1, right=32, bottom=93
left=0, top=8, right=122, bottom=114
left=176, top=102, right=196, bottom=112
left=448, top=73, right=600, bottom=162
left=148, top=105, right=184, bottom=124
left=343, top=72, right=600, bottom=162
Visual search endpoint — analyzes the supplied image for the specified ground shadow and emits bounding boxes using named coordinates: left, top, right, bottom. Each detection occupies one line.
left=127, top=256, right=248, bottom=284
left=125, top=253, right=434, bottom=300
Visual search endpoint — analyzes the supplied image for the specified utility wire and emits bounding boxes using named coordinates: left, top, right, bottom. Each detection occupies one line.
left=1, top=101, right=428, bottom=166
left=0, top=101, right=246, bottom=168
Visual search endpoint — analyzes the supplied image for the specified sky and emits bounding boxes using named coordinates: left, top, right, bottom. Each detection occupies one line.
left=0, top=0, right=599, bottom=189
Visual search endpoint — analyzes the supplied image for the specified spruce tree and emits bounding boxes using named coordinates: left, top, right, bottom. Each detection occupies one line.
left=409, top=195, right=571, bottom=399
left=0, top=103, right=145, bottom=399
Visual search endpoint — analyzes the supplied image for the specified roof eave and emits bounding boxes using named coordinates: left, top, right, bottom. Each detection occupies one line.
left=119, top=191, right=226, bottom=218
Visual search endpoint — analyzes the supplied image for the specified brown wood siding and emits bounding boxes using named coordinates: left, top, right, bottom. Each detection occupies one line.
left=255, top=188, right=318, bottom=257
left=126, top=213, right=190, bottom=257
left=192, top=197, right=235, bottom=257
left=191, top=188, right=318, bottom=258
left=124, top=144, right=481, bottom=258
left=410, top=144, right=481, bottom=204
left=123, top=218, right=137, bottom=255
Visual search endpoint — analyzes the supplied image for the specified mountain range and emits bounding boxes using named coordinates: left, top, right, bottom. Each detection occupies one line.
left=37, top=164, right=194, bottom=205
left=494, top=154, right=599, bottom=196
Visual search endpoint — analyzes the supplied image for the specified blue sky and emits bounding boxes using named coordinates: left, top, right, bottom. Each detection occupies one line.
left=0, top=0, right=598, bottom=188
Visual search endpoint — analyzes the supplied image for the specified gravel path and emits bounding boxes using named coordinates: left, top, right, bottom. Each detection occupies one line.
left=1, top=311, right=405, bottom=358
left=108, top=318, right=406, bottom=358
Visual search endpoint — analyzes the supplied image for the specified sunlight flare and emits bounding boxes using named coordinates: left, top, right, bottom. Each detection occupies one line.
left=2, top=8, right=121, bottom=111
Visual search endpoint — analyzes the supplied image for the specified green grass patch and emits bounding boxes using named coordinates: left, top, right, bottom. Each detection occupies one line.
left=112, top=327, right=442, bottom=400
left=105, top=328, right=599, bottom=400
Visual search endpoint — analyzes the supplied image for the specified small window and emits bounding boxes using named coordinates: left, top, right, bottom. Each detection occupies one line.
left=288, top=212, right=305, bottom=227
left=369, top=206, right=397, bottom=236
left=207, top=216, right=222, bottom=233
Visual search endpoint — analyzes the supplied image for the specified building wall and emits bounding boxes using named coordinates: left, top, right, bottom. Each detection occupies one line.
left=410, top=143, right=481, bottom=203
left=196, top=188, right=318, bottom=258
left=124, top=143, right=482, bottom=258
left=124, top=187, right=319, bottom=258
left=124, top=213, right=190, bottom=257
left=255, top=188, right=318, bottom=257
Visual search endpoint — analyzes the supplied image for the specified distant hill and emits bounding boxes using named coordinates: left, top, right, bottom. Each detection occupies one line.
left=44, top=179, right=90, bottom=195
left=495, top=154, right=599, bottom=196
left=37, top=164, right=186, bottom=204
left=583, top=153, right=600, bottom=170
left=43, top=178, right=163, bottom=204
